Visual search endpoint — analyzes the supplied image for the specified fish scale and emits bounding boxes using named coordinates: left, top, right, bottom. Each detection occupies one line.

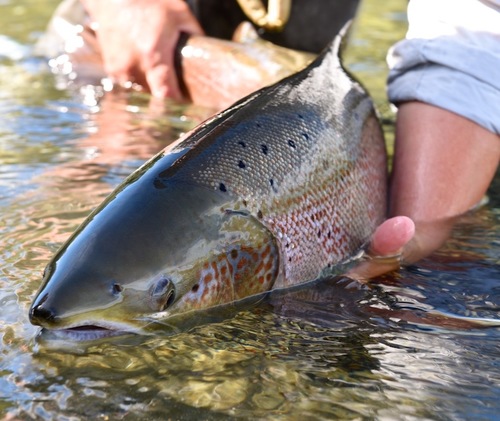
left=29, top=27, right=388, bottom=336
left=170, top=106, right=323, bottom=198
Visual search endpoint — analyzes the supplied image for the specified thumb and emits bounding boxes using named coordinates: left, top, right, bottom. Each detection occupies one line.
left=369, top=216, right=415, bottom=257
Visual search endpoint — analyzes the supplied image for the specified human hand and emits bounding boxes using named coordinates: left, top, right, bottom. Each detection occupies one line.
left=347, top=216, right=415, bottom=282
left=82, top=0, right=204, bottom=99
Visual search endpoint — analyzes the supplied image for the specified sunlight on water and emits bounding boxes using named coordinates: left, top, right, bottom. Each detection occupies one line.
left=0, top=0, right=499, bottom=420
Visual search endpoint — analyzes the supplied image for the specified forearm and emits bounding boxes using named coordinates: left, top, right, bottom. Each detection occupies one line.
left=389, top=102, right=500, bottom=221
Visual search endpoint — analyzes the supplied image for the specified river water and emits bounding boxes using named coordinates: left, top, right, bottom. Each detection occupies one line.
left=0, top=0, right=499, bottom=420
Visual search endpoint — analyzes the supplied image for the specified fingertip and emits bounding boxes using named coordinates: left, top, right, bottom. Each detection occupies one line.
left=371, top=216, right=415, bottom=256
left=150, top=84, right=169, bottom=99
left=146, top=64, right=181, bottom=99
left=389, top=216, right=415, bottom=242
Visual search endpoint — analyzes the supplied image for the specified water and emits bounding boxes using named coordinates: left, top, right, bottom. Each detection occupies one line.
left=0, top=0, right=499, bottom=419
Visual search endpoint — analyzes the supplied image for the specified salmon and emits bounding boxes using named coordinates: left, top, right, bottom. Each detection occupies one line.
left=29, top=26, right=387, bottom=339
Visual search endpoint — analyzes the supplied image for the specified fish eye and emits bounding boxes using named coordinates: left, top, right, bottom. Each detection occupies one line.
left=149, top=277, right=176, bottom=311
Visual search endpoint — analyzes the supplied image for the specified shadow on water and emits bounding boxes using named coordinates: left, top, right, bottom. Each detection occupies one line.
left=0, top=0, right=499, bottom=420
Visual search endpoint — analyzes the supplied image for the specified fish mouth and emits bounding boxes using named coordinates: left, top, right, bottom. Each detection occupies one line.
left=38, top=321, right=141, bottom=342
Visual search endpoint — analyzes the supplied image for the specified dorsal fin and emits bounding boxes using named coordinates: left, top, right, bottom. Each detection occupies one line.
left=312, top=19, right=352, bottom=71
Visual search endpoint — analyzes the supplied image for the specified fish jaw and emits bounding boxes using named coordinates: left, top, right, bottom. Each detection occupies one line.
left=37, top=321, right=145, bottom=341
left=29, top=297, right=149, bottom=340
left=29, top=283, right=154, bottom=338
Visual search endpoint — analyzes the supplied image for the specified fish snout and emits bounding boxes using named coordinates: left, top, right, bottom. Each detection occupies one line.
left=29, top=293, right=57, bottom=327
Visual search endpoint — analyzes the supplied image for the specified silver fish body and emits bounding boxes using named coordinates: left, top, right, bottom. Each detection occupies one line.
left=29, top=30, right=387, bottom=336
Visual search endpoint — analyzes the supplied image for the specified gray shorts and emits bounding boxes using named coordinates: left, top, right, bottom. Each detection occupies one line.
left=387, top=0, right=500, bottom=135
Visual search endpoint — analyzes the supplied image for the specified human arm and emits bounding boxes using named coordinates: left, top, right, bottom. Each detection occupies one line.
left=350, top=102, right=500, bottom=281
left=348, top=0, right=500, bottom=281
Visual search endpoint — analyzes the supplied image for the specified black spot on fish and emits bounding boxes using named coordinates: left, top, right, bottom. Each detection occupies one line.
left=288, top=140, right=296, bottom=149
left=191, top=284, right=199, bottom=293
left=302, top=133, right=309, bottom=141
left=261, top=144, right=268, bottom=155
left=256, top=123, right=262, bottom=128
left=242, top=200, right=247, bottom=207
left=269, top=178, right=277, bottom=193
left=225, top=209, right=250, bottom=217
left=288, top=257, right=292, bottom=262
left=219, top=183, right=227, bottom=192
left=257, top=210, right=263, bottom=219
left=297, top=114, right=304, bottom=119
left=238, top=141, right=246, bottom=148
left=285, top=242, right=290, bottom=248
left=231, top=249, right=238, bottom=259
left=327, top=231, right=332, bottom=239
left=238, top=160, right=246, bottom=169
left=154, top=178, right=166, bottom=189
left=317, top=230, right=321, bottom=238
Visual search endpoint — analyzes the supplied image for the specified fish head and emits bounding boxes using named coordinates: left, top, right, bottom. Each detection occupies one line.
left=29, top=172, right=280, bottom=338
